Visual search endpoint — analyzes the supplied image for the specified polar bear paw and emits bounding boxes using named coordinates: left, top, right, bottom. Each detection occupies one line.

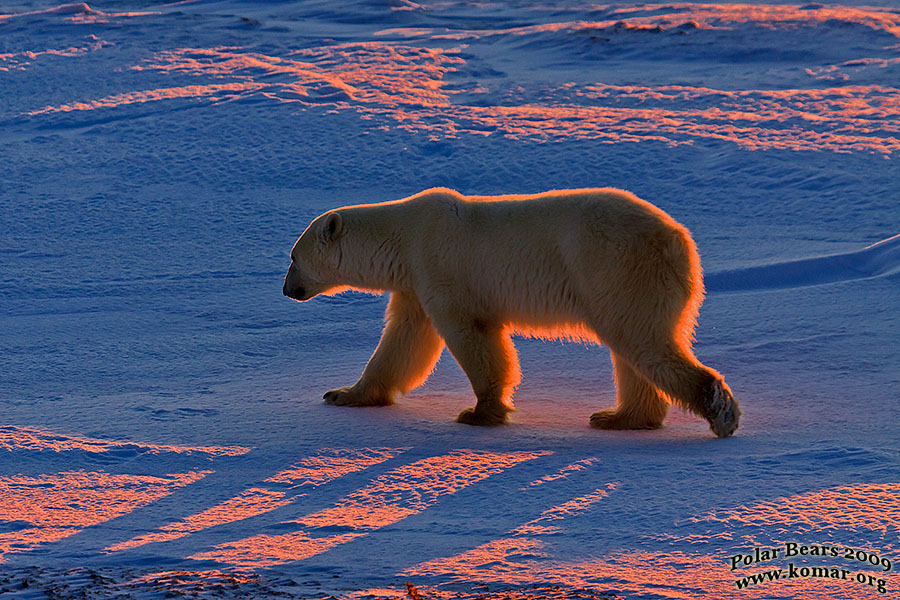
left=456, top=406, right=509, bottom=426
left=703, top=379, right=741, bottom=438
left=589, top=409, right=663, bottom=430
left=323, top=386, right=392, bottom=407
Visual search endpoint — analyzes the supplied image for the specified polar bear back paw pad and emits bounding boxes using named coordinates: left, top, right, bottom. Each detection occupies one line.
left=590, top=409, right=664, bottom=430
left=456, top=406, right=509, bottom=426
left=323, top=387, right=393, bottom=407
left=703, top=379, right=741, bottom=438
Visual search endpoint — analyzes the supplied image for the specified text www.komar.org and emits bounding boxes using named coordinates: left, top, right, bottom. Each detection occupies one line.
left=730, top=542, right=892, bottom=594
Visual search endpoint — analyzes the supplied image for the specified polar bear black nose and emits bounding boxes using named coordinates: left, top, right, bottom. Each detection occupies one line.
left=284, top=285, right=304, bottom=299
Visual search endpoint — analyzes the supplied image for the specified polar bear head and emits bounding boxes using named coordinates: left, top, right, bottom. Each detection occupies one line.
left=283, top=211, right=344, bottom=301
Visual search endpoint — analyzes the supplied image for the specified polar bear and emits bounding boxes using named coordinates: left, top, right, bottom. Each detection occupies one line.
left=283, top=188, right=740, bottom=437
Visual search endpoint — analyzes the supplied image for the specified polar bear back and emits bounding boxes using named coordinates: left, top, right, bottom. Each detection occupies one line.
left=389, top=188, right=697, bottom=332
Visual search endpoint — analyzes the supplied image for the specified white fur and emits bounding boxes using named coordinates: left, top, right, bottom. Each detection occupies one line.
left=284, top=187, right=740, bottom=436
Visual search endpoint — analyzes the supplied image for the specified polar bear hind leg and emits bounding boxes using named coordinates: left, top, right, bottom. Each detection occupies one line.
left=593, top=316, right=741, bottom=438
left=626, top=346, right=740, bottom=438
left=324, top=291, right=444, bottom=407
left=591, top=352, right=669, bottom=430
left=585, top=229, right=740, bottom=437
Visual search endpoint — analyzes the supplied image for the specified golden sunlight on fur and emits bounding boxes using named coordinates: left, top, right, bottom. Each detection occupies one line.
left=284, top=187, right=740, bottom=437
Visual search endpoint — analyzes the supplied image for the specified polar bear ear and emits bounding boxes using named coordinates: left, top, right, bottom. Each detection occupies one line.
left=318, top=212, right=343, bottom=245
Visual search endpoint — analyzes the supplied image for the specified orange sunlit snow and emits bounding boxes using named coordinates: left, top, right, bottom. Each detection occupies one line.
left=0, top=425, right=251, bottom=456
left=689, top=482, right=900, bottom=535
left=107, top=447, right=406, bottom=552
left=263, top=446, right=407, bottom=487
left=521, top=457, right=600, bottom=488
left=0, top=470, right=209, bottom=562
left=191, top=450, right=549, bottom=568
left=106, top=488, right=292, bottom=552
left=21, top=7, right=900, bottom=155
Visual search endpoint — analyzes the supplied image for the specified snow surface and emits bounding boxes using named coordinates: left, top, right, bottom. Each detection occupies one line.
left=1, top=0, right=899, bottom=598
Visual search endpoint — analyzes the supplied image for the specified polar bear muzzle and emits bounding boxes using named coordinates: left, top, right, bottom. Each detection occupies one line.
left=282, top=263, right=308, bottom=301
left=282, top=282, right=305, bottom=301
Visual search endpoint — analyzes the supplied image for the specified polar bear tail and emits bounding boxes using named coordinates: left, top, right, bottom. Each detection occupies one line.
left=664, top=223, right=705, bottom=351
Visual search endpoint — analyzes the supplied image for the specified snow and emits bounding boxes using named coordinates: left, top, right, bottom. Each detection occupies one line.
left=1, top=0, right=899, bottom=598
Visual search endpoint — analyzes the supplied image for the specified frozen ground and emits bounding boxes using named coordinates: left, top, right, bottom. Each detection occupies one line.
left=1, top=1, right=899, bottom=598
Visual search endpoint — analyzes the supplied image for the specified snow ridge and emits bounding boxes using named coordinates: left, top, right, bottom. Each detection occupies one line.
left=706, top=233, right=900, bottom=293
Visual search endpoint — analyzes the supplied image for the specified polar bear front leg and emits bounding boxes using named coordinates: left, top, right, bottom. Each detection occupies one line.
left=428, top=315, right=520, bottom=426
left=324, top=291, right=445, bottom=407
